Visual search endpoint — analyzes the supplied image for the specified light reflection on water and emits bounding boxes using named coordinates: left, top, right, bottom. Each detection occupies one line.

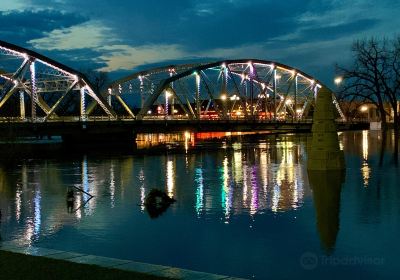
left=0, top=130, right=399, bottom=279
left=0, top=133, right=307, bottom=242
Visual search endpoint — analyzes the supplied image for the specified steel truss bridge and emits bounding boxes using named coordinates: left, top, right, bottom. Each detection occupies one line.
left=1, top=40, right=353, bottom=143
left=0, top=40, right=345, bottom=122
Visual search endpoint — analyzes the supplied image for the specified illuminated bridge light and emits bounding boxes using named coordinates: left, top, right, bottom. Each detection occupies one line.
left=1, top=40, right=116, bottom=122
left=1, top=41, right=345, bottom=122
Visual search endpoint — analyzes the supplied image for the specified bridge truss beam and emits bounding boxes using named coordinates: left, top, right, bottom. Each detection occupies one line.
left=0, top=40, right=116, bottom=122
left=106, top=60, right=345, bottom=121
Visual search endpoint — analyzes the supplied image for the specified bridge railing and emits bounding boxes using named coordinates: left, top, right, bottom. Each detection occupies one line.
left=0, top=116, right=372, bottom=125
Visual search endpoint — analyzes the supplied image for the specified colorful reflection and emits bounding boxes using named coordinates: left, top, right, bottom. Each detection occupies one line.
left=166, top=158, right=175, bottom=198
left=0, top=134, right=311, bottom=244
left=195, top=167, right=204, bottom=216
left=361, top=130, right=371, bottom=187
left=139, top=168, right=146, bottom=212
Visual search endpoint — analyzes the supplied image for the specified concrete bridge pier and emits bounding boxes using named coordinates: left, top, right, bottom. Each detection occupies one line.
left=307, top=87, right=346, bottom=253
left=307, top=87, right=345, bottom=170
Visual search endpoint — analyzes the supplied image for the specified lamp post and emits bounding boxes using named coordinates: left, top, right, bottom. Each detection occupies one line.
left=360, top=105, right=369, bottom=122
left=334, top=77, right=343, bottom=86
left=221, top=94, right=227, bottom=119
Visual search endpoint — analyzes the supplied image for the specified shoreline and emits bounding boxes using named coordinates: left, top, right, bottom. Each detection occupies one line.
left=0, top=241, right=245, bottom=280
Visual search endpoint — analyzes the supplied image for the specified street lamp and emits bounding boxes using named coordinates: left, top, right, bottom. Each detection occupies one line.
left=360, top=105, right=368, bottom=122
left=220, top=94, right=228, bottom=119
left=334, top=76, right=343, bottom=85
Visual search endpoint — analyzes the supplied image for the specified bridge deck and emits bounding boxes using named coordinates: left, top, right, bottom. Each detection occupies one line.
left=0, top=118, right=369, bottom=138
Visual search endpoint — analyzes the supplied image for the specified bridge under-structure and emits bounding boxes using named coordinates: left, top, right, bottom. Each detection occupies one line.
left=0, top=40, right=355, bottom=146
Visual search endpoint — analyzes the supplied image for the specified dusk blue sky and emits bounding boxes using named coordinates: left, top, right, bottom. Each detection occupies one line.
left=1, top=0, right=399, bottom=86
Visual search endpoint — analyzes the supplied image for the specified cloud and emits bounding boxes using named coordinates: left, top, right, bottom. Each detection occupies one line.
left=302, top=19, right=379, bottom=41
left=2, top=0, right=399, bottom=89
left=0, top=9, right=87, bottom=44
left=29, top=21, right=112, bottom=50
left=0, top=0, right=26, bottom=12
left=97, top=44, right=187, bottom=71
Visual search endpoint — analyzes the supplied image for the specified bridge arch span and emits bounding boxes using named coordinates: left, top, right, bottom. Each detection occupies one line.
left=106, top=59, right=344, bottom=120
left=0, top=40, right=115, bottom=122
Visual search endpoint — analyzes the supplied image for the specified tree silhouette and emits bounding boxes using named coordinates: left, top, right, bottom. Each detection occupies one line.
left=337, top=37, right=400, bottom=130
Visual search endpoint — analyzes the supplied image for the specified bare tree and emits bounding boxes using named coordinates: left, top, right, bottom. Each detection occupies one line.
left=81, top=68, right=110, bottom=94
left=80, top=68, right=128, bottom=115
left=337, top=37, right=400, bottom=162
left=336, top=38, right=392, bottom=129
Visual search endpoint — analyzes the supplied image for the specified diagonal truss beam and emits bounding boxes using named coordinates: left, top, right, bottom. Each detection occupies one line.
left=115, top=95, right=135, bottom=118
left=166, top=86, right=193, bottom=118
left=0, top=58, right=30, bottom=101
left=44, top=80, right=79, bottom=120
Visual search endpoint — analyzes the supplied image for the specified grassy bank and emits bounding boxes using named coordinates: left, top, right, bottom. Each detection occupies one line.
left=0, top=250, right=172, bottom=280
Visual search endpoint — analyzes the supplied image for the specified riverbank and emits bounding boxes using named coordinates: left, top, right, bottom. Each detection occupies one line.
left=0, top=250, right=170, bottom=280
left=0, top=243, right=240, bottom=280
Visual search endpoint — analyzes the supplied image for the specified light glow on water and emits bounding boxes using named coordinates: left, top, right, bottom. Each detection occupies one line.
left=221, top=157, right=231, bottom=222
left=33, top=188, right=41, bottom=238
left=139, top=168, right=145, bottom=212
left=363, top=130, right=369, bottom=160
left=361, top=130, right=371, bottom=187
left=166, top=158, right=175, bottom=198
left=109, top=161, right=115, bottom=208
left=0, top=131, right=399, bottom=279
left=195, top=167, right=204, bottom=216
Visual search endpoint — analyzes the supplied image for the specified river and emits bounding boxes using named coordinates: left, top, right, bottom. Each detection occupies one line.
left=0, top=130, right=399, bottom=279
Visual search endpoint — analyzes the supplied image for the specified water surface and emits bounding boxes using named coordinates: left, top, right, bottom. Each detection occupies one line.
left=0, top=131, right=399, bottom=279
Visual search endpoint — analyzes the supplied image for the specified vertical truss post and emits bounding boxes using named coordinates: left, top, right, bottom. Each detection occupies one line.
left=196, top=72, right=201, bottom=119
left=29, top=60, right=39, bottom=122
left=273, top=68, right=277, bottom=121
left=294, top=74, right=298, bottom=121
left=19, top=90, right=25, bottom=120
left=107, top=89, right=112, bottom=107
left=165, top=90, right=169, bottom=118
left=80, top=86, right=87, bottom=121
left=250, top=78, right=254, bottom=117
left=244, top=80, right=247, bottom=114
left=139, top=75, right=145, bottom=109
left=263, top=85, right=268, bottom=119
left=221, top=66, right=228, bottom=119
left=249, top=63, right=254, bottom=117
left=169, top=70, right=175, bottom=117
left=171, top=93, right=175, bottom=117
left=314, top=85, right=318, bottom=99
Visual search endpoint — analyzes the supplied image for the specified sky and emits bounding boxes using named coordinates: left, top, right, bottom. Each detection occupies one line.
left=1, top=0, right=400, bottom=86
